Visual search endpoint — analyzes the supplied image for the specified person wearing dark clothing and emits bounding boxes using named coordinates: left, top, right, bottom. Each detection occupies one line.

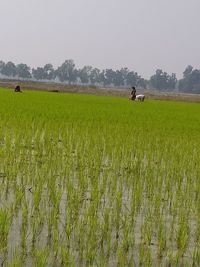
left=15, top=85, right=22, bottom=92
left=130, top=86, right=136, bottom=100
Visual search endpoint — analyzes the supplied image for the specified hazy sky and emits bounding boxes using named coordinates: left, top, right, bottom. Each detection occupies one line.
left=0, top=0, right=200, bottom=78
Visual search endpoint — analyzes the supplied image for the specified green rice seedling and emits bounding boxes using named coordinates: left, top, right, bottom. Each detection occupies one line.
left=31, top=212, right=45, bottom=249
left=32, top=184, right=42, bottom=214
left=101, top=207, right=110, bottom=244
left=13, top=186, right=24, bottom=212
left=117, top=219, right=133, bottom=266
left=192, top=246, right=200, bottom=267
left=166, top=251, right=180, bottom=267
left=176, top=217, right=189, bottom=256
left=60, top=245, right=71, bottom=266
left=141, top=215, right=152, bottom=246
left=117, top=245, right=128, bottom=267
left=196, top=210, right=200, bottom=244
left=0, top=208, right=11, bottom=251
left=33, top=248, right=48, bottom=267
left=20, top=202, right=29, bottom=254
left=76, top=220, right=86, bottom=262
left=139, top=243, right=152, bottom=266
left=157, top=220, right=167, bottom=259
left=7, top=250, right=22, bottom=267
left=47, top=208, right=58, bottom=244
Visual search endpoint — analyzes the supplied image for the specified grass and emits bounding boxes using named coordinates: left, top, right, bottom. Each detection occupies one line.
left=0, top=87, right=200, bottom=266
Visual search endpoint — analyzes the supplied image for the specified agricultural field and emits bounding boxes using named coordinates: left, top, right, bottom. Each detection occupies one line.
left=0, top=87, right=200, bottom=266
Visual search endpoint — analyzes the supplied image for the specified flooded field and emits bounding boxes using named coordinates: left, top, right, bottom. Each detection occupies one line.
left=0, top=88, right=200, bottom=266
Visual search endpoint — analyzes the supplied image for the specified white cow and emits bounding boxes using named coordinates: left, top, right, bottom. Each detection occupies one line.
left=135, top=94, right=145, bottom=101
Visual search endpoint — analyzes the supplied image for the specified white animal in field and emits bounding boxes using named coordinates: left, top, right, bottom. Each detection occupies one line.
left=135, top=94, right=145, bottom=101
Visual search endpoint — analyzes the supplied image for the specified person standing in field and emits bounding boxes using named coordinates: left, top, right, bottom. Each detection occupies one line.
left=130, top=86, right=136, bottom=100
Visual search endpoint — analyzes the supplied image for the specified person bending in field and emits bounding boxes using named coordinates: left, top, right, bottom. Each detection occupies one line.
left=14, top=85, right=22, bottom=92
left=130, top=86, right=136, bottom=100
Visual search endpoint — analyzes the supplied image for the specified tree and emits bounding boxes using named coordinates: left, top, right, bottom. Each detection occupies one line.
left=16, top=64, right=31, bottom=79
left=113, top=70, right=124, bottom=86
left=168, top=73, right=177, bottom=90
left=138, top=77, right=147, bottom=89
left=179, top=66, right=200, bottom=93
left=1, top=61, right=17, bottom=77
left=150, top=69, right=176, bottom=91
left=126, top=71, right=139, bottom=87
left=43, top=64, right=55, bottom=80
left=56, top=60, right=77, bottom=84
left=0, top=61, right=5, bottom=74
left=0, top=58, right=150, bottom=89
left=99, top=70, right=107, bottom=86
left=120, top=68, right=129, bottom=86
left=32, top=67, right=46, bottom=80
left=90, top=68, right=101, bottom=84
left=104, top=69, right=116, bottom=86
left=183, top=65, right=193, bottom=78
left=78, top=66, right=92, bottom=84
left=32, top=64, right=55, bottom=80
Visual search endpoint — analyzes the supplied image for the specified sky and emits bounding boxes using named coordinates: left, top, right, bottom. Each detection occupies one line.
left=0, top=0, right=200, bottom=79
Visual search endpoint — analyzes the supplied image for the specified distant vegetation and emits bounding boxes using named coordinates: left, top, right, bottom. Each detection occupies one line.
left=0, top=59, right=200, bottom=93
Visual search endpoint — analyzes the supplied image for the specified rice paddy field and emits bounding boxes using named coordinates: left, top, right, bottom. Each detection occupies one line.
left=0, top=87, right=200, bottom=266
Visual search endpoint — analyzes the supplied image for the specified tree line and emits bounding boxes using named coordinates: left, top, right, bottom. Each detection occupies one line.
left=0, top=59, right=200, bottom=93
